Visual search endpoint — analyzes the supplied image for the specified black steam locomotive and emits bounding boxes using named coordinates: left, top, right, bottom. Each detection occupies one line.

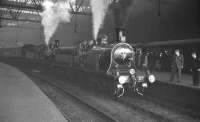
left=22, top=39, right=156, bottom=97
left=46, top=40, right=156, bottom=97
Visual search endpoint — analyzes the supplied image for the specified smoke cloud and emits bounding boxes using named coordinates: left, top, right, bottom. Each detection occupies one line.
left=41, top=0, right=71, bottom=45
left=90, top=0, right=110, bottom=40
left=111, top=0, right=135, bottom=28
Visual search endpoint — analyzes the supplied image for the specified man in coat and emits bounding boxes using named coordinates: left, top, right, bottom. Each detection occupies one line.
left=170, top=49, right=184, bottom=82
left=191, top=51, right=200, bottom=86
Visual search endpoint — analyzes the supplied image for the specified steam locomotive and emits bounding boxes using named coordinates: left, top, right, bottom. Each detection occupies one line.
left=21, top=38, right=156, bottom=97
left=27, top=39, right=154, bottom=97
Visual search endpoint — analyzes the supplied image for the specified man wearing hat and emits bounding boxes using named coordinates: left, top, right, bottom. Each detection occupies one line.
left=170, top=49, right=184, bottom=82
left=191, top=51, right=200, bottom=86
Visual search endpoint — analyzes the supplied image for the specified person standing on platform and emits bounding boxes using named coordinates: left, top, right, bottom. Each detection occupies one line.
left=191, top=51, right=200, bottom=86
left=136, top=49, right=142, bottom=69
left=170, top=49, right=184, bottom=82
left=143, top=51, right=150, bottom=75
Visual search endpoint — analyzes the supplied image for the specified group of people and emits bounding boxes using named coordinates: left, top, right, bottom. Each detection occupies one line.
left=136, top=49, right=200, bottom=86
left=169, top=49, right=200, bottom=86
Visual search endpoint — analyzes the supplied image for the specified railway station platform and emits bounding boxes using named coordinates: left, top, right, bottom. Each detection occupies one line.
left=143, top=70, right=200, bottom=115
left=156, top=71, right=198, bottom=87
left=0, top=62, right=68, bottom=122
left=151, top=71, right=199, bottom=88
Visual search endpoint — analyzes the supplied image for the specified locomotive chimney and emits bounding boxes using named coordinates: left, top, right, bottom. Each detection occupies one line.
left=110, top=0, right=134, bottom=43
left=115, top=28, right=126, bottom=43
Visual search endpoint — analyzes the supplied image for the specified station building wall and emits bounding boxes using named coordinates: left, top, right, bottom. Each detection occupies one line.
left=124, top=0, right=200, bottom=43
left=0, top=20, right=42, bottom=48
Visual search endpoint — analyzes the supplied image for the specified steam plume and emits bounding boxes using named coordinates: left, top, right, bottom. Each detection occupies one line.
left=111, top=0, right=135, bottom=28
left=90, top=0, right=110, bottom=40
left=41, top=0, right=71, bottom=45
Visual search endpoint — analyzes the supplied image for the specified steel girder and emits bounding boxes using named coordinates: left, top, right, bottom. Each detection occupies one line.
left=0, top=0, right=91, bottom=23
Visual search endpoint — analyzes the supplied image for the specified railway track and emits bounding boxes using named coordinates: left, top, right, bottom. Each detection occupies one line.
left=27, top=68, right=200, bottom=122
left=29, top=75, right=116, bottom=122
left=27, top=71, right=172, bottom=122
left=29, top=73, right=119, bottom=122
left=1, top=59, right=199, bottom=122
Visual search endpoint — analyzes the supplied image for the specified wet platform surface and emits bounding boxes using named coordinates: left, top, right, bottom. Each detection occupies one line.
left=0, top=63, right=67, bottom=122
left=153, top=71, right=199, bottom=88
left=137, top=69, right=200, bottom=89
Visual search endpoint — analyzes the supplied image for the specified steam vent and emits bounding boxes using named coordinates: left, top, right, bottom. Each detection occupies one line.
left=0, top=0, right=200, bottom=122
